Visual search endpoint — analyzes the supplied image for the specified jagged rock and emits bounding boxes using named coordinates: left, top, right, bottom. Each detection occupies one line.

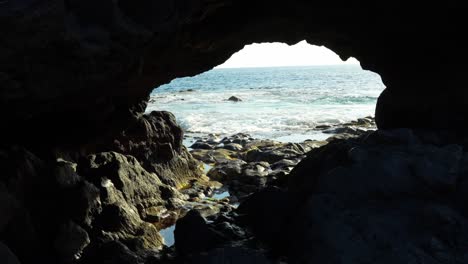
left=106, top=111, right=203, bottom=189
left=79, top=152, right=169, bottom=215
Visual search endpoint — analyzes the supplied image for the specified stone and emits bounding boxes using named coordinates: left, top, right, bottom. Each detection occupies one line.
left=271, top=159, right=298, bottom=170
left=223, top=143, right=243, bottom=151
left=207, top=160, right=247, bottom=181
left=227, top=96, right=242, bottom=102
left=191, top=141, right=215, bottom=150
left=54, top=221, right=90, bottom=262
left=80, top=241, right=143, bottom=264
left=237, top=187, right=291, bottom=252
left=174, top=210, right=226, bottom=256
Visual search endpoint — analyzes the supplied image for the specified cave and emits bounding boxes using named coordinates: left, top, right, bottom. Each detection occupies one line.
left=1, top=1, right=468, bottom=264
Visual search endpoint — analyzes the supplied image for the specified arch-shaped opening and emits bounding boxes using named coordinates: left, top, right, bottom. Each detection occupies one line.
left=148, top=41, right=386, bottom=247
left=2, top=3, right=467, bottom=264
left=148, top=41, right=385, bottom=143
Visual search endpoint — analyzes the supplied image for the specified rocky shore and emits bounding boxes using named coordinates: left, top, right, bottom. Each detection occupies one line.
left=163, top=117, right=468, bottom=263
left=3, top=113, right=468, bottom=264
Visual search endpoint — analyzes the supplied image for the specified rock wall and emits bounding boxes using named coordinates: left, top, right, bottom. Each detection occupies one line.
left=1, top=1, right=468, bottom=263
left=0, top=111, right=202, bottom=264
left=239, top=129, right=468, bottom=263
left=1, top=1, right=467, bottom=146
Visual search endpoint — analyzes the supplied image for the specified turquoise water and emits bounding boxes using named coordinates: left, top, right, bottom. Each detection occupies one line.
left=147, top=65, right=385, bottom=141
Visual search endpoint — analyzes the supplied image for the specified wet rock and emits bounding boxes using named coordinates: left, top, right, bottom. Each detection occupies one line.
left=191, top=141, right=215, bottom=150
left=142, top=206, right=167, bottom=222
left=174, top=210, right=226, bottom=256
left=207, top=160, right=247, bottom=181
left=223, top=143, right=243, bottom=151
left=244, top=148, right=298, bottom=163
left=227, top=96, right=242, bottom=102
left=242, top=162, right=270, bottom=178
left=271, top=159, right=298, bottom=170
left=190, top=148, right=238, bottom=163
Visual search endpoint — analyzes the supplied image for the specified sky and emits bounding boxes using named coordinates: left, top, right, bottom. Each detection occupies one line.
left=216, top=40, right=359, bottom=68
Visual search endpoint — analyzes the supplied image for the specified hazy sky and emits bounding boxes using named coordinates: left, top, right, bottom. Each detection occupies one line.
left=217, top=40, right=359, bottom=68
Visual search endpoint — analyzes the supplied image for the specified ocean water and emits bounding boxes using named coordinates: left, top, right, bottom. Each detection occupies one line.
left=147, top=65, right=385, bottom=142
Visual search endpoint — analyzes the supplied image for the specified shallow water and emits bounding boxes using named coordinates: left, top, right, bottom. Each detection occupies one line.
left=159, top=225, right=175, bottom=247
left=148, top=65, right=385, bottom=141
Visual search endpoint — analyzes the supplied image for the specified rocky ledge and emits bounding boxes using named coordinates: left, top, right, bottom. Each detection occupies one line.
left=170, top=127, right=468, bottom=263
left=4, top=114, right=468, bottom=264
left=0, top=110, right=209, bottom=264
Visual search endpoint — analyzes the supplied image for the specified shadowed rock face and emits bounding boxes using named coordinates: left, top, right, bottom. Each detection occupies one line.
left=1, top=1, right=467, bottom=147
left=1, top=1, right=468, bottom=264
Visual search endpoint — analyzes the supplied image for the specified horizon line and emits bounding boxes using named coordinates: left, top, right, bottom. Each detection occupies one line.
left=215, top=63, right=361, bottom=69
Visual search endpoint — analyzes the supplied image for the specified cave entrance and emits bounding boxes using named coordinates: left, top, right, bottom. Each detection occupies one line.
left=148, top=41, right=385, bottom=246
left=147, top=41, right=385, bottom=144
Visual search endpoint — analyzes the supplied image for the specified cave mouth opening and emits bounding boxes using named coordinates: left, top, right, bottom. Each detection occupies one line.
left=147, top=41, right=386, bottom=247
left=147, top=41, right=386, bottom=145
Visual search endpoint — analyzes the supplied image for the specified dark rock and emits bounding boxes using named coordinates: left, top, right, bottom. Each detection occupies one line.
left=284, top=130, right=468, bottom=263
left=227, top=96, right=242, bottom=102
left=190, top=141, right=214, bottom=150
left=190, top=148, right=238, bottom=164
left=54, top=221, right=90, bottom=262
left=105, top=111, right=203, bottom=189
left=0, top=242, right=21, bottom=264
left=271, top=159, right=298, bottom=170
left=244, top=148, right=297, bottom=163
left=237, top=187, right=291, bottom=252
left=223, top=143, right=243, bottom=151
left=207, top=160, right=247, bottom=181
left=81, top=241, right=143, bottom=264
left=242, top=162, right=270, bottom=178
left=174, top=210, right=226, bottom=256
left=190, top=246, right=272, bottom=264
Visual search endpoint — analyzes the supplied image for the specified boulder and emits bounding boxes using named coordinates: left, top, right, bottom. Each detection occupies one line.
left=174, top=210, right=226, bottom=256
left=207, top=160, right=247, bottom=181
left=191, top=141, right=215, bottom=150
left=227, top=96, right=242, bottom=102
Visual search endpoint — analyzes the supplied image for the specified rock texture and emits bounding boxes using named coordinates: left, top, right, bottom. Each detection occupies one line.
left=1, top=1, right=467, bottom=146
left=0, top=111, right=203, bottom=264
left=240, top=129, right=468, bottom=263
left=1, top=1, right=468, bottom=264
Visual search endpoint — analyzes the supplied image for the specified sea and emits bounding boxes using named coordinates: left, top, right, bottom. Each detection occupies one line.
left=147, top=65, right=385, bottom=143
